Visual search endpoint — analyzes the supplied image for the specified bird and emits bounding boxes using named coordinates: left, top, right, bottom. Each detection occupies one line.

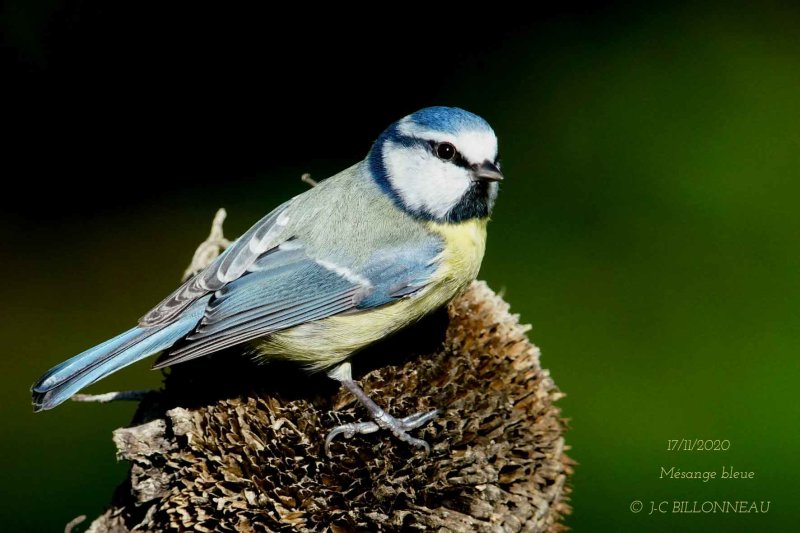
left=31, top=106, right=503, bottom=453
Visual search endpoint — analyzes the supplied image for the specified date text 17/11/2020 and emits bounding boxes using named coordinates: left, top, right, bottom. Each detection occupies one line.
left=667, top=439, right=730, bottom=451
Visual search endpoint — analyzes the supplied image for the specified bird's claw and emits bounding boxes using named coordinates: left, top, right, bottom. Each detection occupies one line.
left=325, top=409, right=440, bottom=457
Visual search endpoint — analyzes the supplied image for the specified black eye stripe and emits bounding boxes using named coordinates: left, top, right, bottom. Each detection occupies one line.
left=398, top=135, right=496, bottom=170
left=428, top=141, right=473, bottom=170
left=448, top=148, right=473, bottom=170
left=452, top=152, right=473, bottom=170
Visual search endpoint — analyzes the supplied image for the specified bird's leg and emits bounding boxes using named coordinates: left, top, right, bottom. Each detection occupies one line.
left=325, top=362, right=439, bottom=456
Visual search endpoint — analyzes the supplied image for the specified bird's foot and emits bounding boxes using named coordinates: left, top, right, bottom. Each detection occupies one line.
left=325, top=362, right=439, bottom=457
left=324, top=409, right=439, bottom=457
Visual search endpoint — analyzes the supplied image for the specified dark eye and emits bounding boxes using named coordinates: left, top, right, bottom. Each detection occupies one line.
left=436, top=142, right=456, bottom=161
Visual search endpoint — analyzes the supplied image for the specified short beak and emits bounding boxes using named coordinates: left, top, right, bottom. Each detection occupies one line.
left=473, top=161, right=504, bottom=182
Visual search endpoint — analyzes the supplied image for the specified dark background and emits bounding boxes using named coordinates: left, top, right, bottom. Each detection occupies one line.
left=3, top=2, right=799, bottom=531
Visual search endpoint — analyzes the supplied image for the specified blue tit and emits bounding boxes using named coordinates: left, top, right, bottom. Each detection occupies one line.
left=32, top=106, right=504, bottom=452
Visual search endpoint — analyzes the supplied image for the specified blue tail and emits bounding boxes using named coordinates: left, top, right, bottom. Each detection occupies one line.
left=32, top=296, right=210, bottom=411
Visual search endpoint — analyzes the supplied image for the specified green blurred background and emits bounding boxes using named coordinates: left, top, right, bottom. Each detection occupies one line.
left=2, top=2, right=799, bottom=531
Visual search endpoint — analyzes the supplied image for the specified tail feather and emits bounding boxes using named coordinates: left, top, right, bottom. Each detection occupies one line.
left=32, top=296, right=210, bottom=411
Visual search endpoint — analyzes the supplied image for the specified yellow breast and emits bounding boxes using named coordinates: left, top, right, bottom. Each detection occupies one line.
left=426, top=217, right=488, bottom=287
left=256, top=218, right=488, bottom=369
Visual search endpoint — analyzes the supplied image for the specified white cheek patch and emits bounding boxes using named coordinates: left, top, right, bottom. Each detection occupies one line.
left=383, top=140, right=471, bottom=219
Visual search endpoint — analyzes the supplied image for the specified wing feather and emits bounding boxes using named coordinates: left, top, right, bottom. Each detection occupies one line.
left=139, top=200, right=293, bottom=327
left=153, top=287, right=360, bottom=368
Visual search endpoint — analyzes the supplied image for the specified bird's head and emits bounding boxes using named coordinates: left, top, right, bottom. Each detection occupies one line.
left=368, top=106, right=502, bottom=223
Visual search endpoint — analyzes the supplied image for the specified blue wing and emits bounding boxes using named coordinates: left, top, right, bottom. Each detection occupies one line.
left=153, top=237, right=442, bottom=368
